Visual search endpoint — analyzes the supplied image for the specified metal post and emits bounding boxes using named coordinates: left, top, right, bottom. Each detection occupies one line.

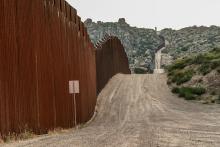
left=74, top=93, right=77, bottom=127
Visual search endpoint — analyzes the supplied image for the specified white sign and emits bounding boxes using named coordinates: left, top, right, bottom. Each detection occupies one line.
left=69, top=80, right=80, bottom=94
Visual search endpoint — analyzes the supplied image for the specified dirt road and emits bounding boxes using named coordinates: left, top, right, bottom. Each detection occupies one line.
left=3, top=74, right=220, bottom=147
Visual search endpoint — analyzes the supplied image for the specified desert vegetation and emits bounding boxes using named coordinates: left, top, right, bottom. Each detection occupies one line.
left=167, top=48, right=220, bottom=103
left=0, top=126, right=35, bottom=143
left=172, top=86, right=206, bottom=100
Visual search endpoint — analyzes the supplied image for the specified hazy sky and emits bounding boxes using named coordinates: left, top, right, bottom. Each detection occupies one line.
left=66, top=0, right=220, bottom=30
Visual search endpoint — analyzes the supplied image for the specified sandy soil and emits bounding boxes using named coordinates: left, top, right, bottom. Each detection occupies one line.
left=2, top=74, right=220, bottom=147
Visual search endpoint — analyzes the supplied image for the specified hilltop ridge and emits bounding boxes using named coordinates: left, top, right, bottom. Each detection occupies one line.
left=85, top=18, right=220, bottom=72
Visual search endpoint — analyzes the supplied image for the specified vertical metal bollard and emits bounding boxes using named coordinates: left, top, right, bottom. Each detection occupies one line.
left=69, top=80, right=80, bottom=128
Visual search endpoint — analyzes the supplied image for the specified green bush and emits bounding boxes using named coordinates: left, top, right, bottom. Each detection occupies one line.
left=198, top=64, right=212, bottom=75
left=172, top=87, right=179, bottom=93
left=191, top=87, right=206, bottom=95
left=167, top=58, right=192, bottom=72
left=196, top=52, right=220, bottom=75
left=171, top=69, right=194, bottom=85
left=134, top=68, right=147, bottom=74
left=193, top=54, right=208, bottom=64
left=167, top=70, right=176, bottom=76
left=178, top=87, right=196, bottom=100
left=172, top=86, right=206, bottom=100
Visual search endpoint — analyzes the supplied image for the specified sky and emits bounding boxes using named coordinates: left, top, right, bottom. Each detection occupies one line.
left=66, top=0, right=220, bottom=30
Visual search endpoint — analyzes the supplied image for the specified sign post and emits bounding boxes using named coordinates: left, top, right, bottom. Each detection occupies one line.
left=69, top=80, right=80, bottom=128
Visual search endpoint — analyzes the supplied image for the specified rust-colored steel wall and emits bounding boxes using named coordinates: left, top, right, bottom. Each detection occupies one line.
left=0, top=0, right=130, bottom=136
left=0, top=0, right=97, bottom=135
left=95, top=35, right=131, bottom=94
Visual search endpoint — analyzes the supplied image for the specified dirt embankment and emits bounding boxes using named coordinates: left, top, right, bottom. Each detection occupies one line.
left=3, top=74, right=220, bottom=147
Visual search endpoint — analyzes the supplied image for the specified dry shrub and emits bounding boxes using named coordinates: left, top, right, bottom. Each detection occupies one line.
left=0, top=135, right=4, bottom=144
left=1, top=125, right=35, bottom=143
left=48, top=127, right=64, bottom=135
left=48, top=127, right=72, bottom=135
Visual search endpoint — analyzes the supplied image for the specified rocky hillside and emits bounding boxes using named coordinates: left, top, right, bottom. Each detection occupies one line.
left=85, top=18, right=161, bottom=73
left=85, top=18, right=220, bottom=72
left=160, top=26, right=220, bottom=65
left=167, top=48, right=220, bottom=104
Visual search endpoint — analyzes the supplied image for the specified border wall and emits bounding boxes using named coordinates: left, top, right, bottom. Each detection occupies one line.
left=0, top=0, right=130, bottom=136
left=95, top=35, right=131, bottom=94
left=0, top=0, right=97, bottom=135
